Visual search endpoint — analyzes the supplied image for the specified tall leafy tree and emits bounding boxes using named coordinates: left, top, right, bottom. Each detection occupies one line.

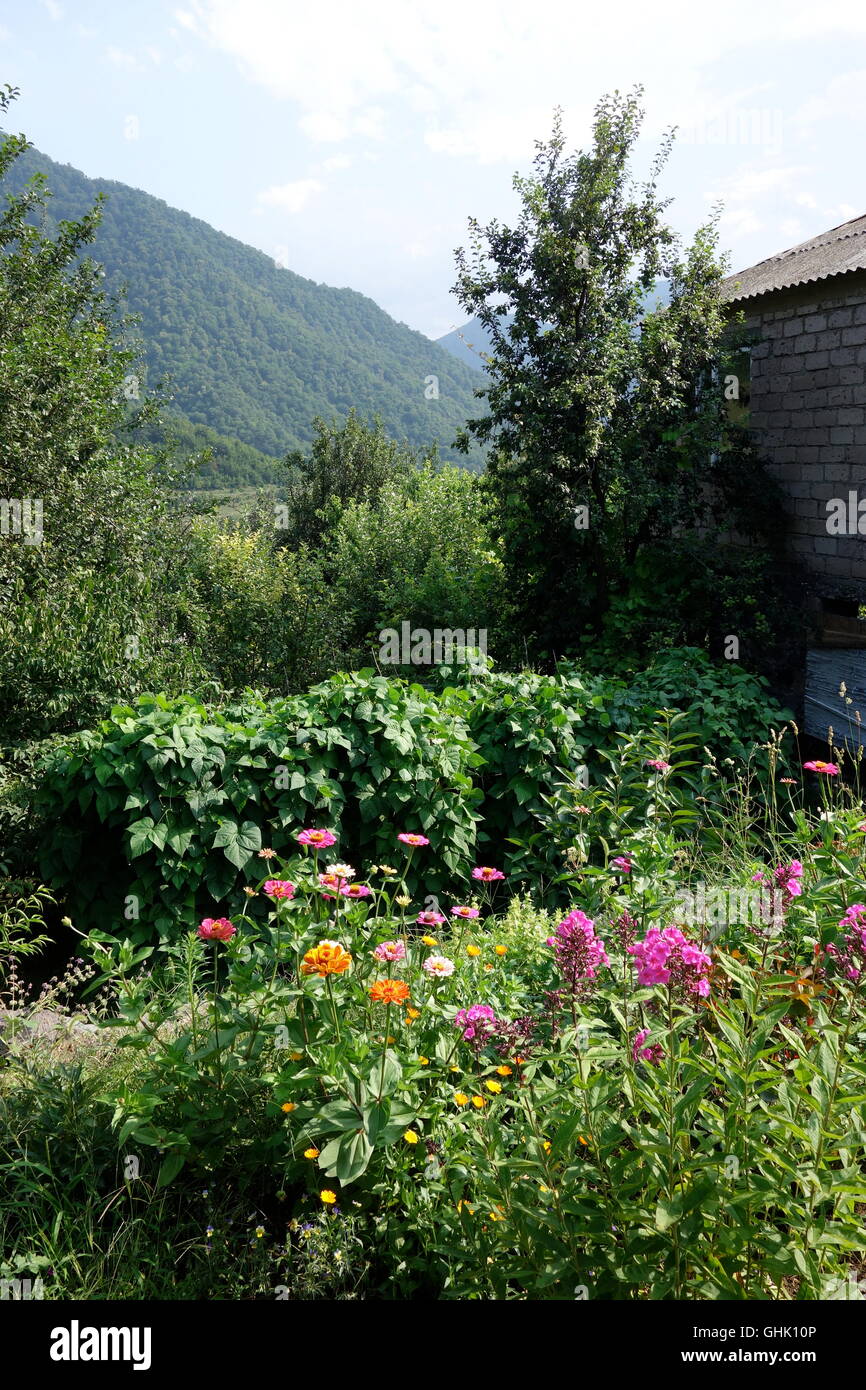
left=453, top=87, right=784, bottom=663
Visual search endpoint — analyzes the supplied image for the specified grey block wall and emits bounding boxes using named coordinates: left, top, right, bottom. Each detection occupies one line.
left=742, top=270, right=866, bottom=598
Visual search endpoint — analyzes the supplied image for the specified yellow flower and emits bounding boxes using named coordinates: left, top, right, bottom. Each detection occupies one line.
left=449, top=1065, right=460, bottom=1073
left=289, top=1050, right=303, bottom=1061
left=495, top=945, right=507, bottom=956
left=456, top=1200, right=475, bottom=1215
left=453, top=1092, right=469, bottom=1106
left=406, top=1007, right=421, bottom=1020
left=421, top=935, right=438, bottom=947
left=488, top=1206, right=505, bottom=1221
left=396, top=894, right=411, bottom=908
left=386, top=1035, right=396, bottom=1044
left=471, top=1095, right=486, bottom=1109
left=281, top=1102, right=296, bottom=1113
left=418, top=1056, right=430, bottom=1066
left=539, top=1184, right=549, bottom=1193
left=255, top=1225, right=265, bottom=1238
left=466, top=945, right=481, bottom=958
left=403, top=1130, right=420, bottom=1144
left=320, top=1190, right=337, bottom=1205
left=496, top=1065, right=512, bottom=1076
left=543, top=1140, right=552, bottom=1153
left=380, top=865, right=397, bottom=876
left=304, top=1147, right=320, bottom=1159
left=578, top=1135, right=588, bottom=1146
left=484, top=1079, right=502, bottom=1094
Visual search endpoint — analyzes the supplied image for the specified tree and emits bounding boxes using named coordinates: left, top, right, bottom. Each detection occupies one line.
left=452, top=87, right=786, bottom=665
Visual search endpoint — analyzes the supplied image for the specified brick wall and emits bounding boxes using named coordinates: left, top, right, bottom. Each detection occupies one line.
left=742, top=269, right=866, bottom=599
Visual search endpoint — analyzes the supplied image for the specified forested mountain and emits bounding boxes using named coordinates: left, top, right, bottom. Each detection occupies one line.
left=2, top=140, right=486, bottom=473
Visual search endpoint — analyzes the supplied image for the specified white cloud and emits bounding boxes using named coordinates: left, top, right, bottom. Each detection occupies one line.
left=705, top=165, right=812, bottom=203
left=718, top=207, right=764, bottom=236
left=794, top=191, right=818, bottom=208
left=321, top=154, right=351, bottom=172
left=822, top=202, right=861, bottom=223
left=794, top=71, right=866, bottom=129
left=106, top=47, right=143, bottom=71
left=41, top=0, right=63, bottom=20
left=779, top=217, right=804, bottom=240
left=257, top=179, right=324, bottom=213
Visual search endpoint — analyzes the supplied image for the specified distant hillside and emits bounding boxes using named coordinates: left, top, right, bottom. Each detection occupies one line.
left=437, top=283, right=671, bottom=369
left=2, top=141, right=486, bottom=471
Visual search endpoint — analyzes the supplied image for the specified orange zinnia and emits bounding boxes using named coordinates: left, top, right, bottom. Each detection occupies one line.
left=369, top=978, right=411, bottom=1004
left=301, top=940, right=352, bottom=977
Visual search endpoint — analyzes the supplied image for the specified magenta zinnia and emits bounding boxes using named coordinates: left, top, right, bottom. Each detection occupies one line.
left=198, top=917, right=237, bottom=942
left=263, top=879, right=296, bottom=900
left=416, top=909, right=446, bottom=927
left=472, top=866, right=505, bottom=882
left=373, top=940, right=407, bottom=962
left=297, top=828, right=337, bottom=848
left=451, top=905, right=479, bottom=919
left=803, top=760, right=840, bottom=776
left=397, top=832, right=430, bottom=847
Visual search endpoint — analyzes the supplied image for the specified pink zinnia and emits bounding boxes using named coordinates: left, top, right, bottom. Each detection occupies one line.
left=416, top=909, right=446, bottom=927
left=803, top=760, right=839, bottom=776
left=451, top=905, right=480, bottom=919
left=263, top=879, right=296, bottom=900
left=397, top=833, right=430, bottom=847
left=297, top=828, right=337, bottom=848
left=472, top=867, right=505, bottom=882
left=373, top=940, right=406, bottom=962
left=423, top=954, right=455, bottom=977
left=340, top=882, right=372, bottom=899
left=198, top=917, right=236, bottom=942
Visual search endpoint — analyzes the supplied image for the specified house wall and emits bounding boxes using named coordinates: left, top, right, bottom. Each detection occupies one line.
left=740, top=269, right=866, bottom=602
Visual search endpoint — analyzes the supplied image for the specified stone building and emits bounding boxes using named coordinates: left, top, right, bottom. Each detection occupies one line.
left=721, top=215, right=866, bottom=739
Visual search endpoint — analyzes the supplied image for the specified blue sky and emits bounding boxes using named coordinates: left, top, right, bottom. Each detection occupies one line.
left=1, top=0, right=863, bottom=338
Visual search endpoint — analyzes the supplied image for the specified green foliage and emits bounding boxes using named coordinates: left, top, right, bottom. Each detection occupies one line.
left=2, top=141, right=485, bottom=470
left=35, top=676, right=481, bottom=940
left=452, top=89, right=789, bottom=666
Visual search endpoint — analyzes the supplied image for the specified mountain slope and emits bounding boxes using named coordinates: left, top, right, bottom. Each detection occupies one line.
left=2, top=142, right=486, bottom=465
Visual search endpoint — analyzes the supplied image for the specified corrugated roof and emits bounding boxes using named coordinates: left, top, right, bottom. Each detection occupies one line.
left=721, top=213, right=866, bottom=303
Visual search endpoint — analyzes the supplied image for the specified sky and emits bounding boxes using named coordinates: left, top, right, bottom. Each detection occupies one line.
left=0, top=0, right=864, bottom=339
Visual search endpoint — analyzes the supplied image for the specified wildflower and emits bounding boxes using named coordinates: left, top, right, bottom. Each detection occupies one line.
left=826, top=904, right=866, bottom=981
left=379, top=865, right=397, bottom=876
left=318, top=871, right=348, bottom=895
left=646, top=758, right=671, bottom=772
left=628, top=925, right=712, bottom=998
left=243, top=887, right=258, bottom=897
left=546, top=909, right=609, bottom=997
left=471, top=1096, right=486, bottom=1108
left=304, top=1147, right=319, bottom=1159
left=340, top=883, right=372, bottom=899
left=632, top=1028, right=664, bottom=1066
left=452, top=905, right=480, bottom=919
left=301, top=940, right=352, bottom=977
left=418, top=1056, right=430, bottom=1065
left=417, top=909, right=446, bottom=928
left=320, top=1190, right=337, bottom=1205
left=198, top=917, right=236, bottom=942
left=488, top=1208, right=505, bottom=1221
left=495, top=945, right=507, bottom=956
left=406, top=1007, right=421, bottom=1020
left=281, top=1103, right=296, bottom=1113
left=496, top=1065, right=512, bottom=1076
left=611, top=855, right=632, bottom=873
left=263, top=879, right=296, bottom=900
left=297, top=828, right=338, bottom=848
left=369, top=979, right=411, bottom=1004
left=454, top=1003, right=497, bottom=1043
left=330, top=863, right=355, bottom=879
left=456, top=1200, right=474, bottom=1214
left=395, top=895, right=411, bottom=908
left=398, top=832, right=430, bottom=846
left=542, top=1140, right=551, bottom=1152
left=803, top=760, right=840, bottom=776
left=780, top=778, right=797, bottom=785
left=403, top=1130, right=420, bottom=1144
left=423, top=954, right=455, bottom=977
left=420, top=934, right=439, bottom=947
left=373, top=940, right=407, bottom=962
left=575, top=805, right=591, bottom=814
left=255, top=1226, right=265, bottom=1239
left=484, top=1079, right=502, bottom=1094
left=258, top=848, right=277, bottom=859
left=289, top=1050, right=303, bottom=1060
left=453, top=1092, right=469, bottom=1106
left=472, top=866, right=505, bottom=882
